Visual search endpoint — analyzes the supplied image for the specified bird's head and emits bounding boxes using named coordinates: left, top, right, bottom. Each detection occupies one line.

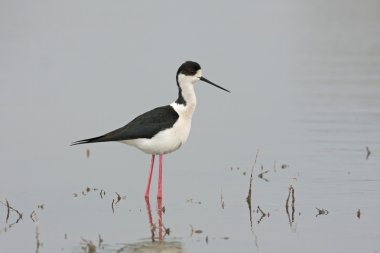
left=176, top=61, right=230, bottom=93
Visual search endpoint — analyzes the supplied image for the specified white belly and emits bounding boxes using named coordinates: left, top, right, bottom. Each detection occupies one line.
left=121, top=117, right=192, bottom=155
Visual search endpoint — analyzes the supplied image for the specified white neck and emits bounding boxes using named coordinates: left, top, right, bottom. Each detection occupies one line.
left=181, top=81, right=196, bottom=115
left=172, top=75, right=197, bottom=119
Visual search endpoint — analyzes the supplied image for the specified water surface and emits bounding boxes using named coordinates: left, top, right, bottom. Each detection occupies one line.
left=1, top=1, right=380, bottom=252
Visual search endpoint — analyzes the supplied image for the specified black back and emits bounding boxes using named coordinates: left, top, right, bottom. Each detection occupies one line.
left=71, top=105, right=179, bottom=145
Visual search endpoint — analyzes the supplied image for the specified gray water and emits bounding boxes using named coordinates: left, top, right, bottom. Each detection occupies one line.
left=1, top=1, right=380, bottom=252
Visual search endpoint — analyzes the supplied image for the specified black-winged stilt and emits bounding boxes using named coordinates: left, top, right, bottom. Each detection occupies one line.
left=71, top=61, right=230, bottom=199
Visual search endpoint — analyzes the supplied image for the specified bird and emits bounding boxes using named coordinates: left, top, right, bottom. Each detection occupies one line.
left=71, top=61, right=230, bottom=199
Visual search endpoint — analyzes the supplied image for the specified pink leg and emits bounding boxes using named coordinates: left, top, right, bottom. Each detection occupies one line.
left=145, top=154, right=155, bottom=199
left=157, top=154, right=163, bottom=199
left=157, top=197, right=163, bottom=240
left=144, top=197, right=155, bottom=241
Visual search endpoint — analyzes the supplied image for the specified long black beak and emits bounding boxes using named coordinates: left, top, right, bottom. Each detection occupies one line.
left=200, top=76, right=230, bottom=93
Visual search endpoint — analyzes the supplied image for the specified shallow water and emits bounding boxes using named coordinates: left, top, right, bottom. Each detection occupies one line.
left=1, top=1, right=380, bottom=253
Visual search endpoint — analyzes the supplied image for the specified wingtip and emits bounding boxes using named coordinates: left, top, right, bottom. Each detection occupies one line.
left=71, top=136, right=101, bottom=146
left=70, top=140, right=86, bottom=146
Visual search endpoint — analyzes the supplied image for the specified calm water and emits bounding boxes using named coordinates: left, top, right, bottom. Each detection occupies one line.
left=1, top=1, right=380, bottom=253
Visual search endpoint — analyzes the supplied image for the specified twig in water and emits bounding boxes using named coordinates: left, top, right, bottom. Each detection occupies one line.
left=110, top=192, right=126, bottom=213
left=246, top=149, right=259, bottom=231
left=34, top=220, right=41, bottom=253
left=111, top=199, right=115, bottom=213
left=115, top=192, right=121, bottom=205
left=164, top=227, right=170, bottom=236
left=315, top=207, right=329, bottom=217
left=98, top=234, right=104, bottom=249
left=285, top=185, right=295, bottom=225
left=189, top=225, right=203, bottom=237
left=6, top=199, right=10, bottom=223
left=257, top=206, right=266, bottom=216
left=246, top=150, right=260, bottom=208
left=366, top=146, right=371, bottom=160
left=30, top=211, right=38, bottom=223
left=100, top=189, right=106, bottom=199
left=256, top=205, right=269, bottom=224
left=1, top=199, right=23, bottom=224
left=186, top=198, right=201, bottom=204
left=220, top=188, right=225, bottom=210
left=257, top=170, right=269, bottom=182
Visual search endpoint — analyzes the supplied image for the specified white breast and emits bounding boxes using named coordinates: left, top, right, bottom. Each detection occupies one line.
left=122, top=78, right=197, bottom=155
left=121, top=103, right=194, bottom=155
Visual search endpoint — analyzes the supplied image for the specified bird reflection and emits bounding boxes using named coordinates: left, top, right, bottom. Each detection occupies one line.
left=116, top=240, right=184, bottom=253
left=116, top=198, right=185, bottom=253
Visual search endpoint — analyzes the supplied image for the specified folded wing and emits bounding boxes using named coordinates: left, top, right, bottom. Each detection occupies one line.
left=71, top=105, right=179, bottom=145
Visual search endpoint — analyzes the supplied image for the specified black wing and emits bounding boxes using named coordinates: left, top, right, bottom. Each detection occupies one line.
left=71, top=105, right=179, bottom=145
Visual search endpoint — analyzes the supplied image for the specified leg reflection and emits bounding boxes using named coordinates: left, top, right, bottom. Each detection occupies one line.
left=157, top=197, right=163, bottom=241
left=144, top=197, right=164, bottom=241
left=144, top=197, right=155, bottom=241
